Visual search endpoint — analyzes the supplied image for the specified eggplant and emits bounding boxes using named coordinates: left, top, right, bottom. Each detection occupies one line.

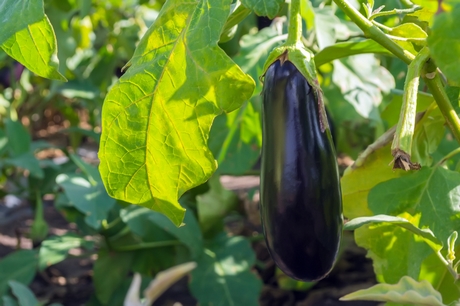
left=260, top=59, right=343, bottom=282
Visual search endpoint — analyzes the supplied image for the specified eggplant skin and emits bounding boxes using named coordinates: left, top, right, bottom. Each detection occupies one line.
left=260, top=60, right=343, bottom=282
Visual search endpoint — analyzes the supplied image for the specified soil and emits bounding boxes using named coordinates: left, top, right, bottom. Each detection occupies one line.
left=0, top=175, right=379, bottom=306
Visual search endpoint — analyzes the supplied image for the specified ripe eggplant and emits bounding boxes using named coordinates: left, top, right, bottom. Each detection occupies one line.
left=260, top=59, right=342, bottom=282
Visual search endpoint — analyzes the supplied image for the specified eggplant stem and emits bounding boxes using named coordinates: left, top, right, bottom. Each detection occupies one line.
left=286, top=0, right=302, bottom=46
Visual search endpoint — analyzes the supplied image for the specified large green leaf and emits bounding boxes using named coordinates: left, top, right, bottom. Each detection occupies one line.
left=0, top=250, right=38, bottom=296
left=189, top=234, right=262, bottom=305
left=0, top=0, right=43, bottom=45
left=99, top=0, right=255, bottom=226
left=1, top=16, right=66, bottom=81
left=314, top=7, right=339, bottom=49
left=314, top=39, right=393, bottom=67
left=428, top=5, right=460, bottom=86
left=368, top=166, right=460, bottom=242
left=341, top=276, right=446, bottom=306
left=240, top=0, right=283, bottom=19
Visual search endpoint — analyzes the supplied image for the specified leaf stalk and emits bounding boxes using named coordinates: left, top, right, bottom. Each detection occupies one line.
left=391, top=47, right=430, bottom=170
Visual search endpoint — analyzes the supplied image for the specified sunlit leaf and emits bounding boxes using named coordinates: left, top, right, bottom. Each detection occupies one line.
left=368, top=166, right=460, bottom=242
left=99, top=0, right=255, bottom=226
left=341, top=276, right=446, bottom=306
left=1, top=16, right=66, bottom=81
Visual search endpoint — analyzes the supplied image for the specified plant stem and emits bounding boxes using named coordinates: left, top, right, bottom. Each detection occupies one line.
left=435, top=147, right=460, bottom=167
left=286, top=0, right=302, bottom=45
left=391, top=47, right=430, bottom=170
left=332, top=0, right=460, bottom=146
left=369, top=5, right=422, bottom=20
left=333, top=0, right=414, bottom=64
left=424, top=73, right=460, bottom=144
left=111, top=240, right=181, bottom=252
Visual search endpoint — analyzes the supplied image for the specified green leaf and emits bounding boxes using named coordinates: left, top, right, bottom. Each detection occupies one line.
left=354, top=213, right=434, bottom=284
left=428, top=5, right=460, bottom=86
left=240, top=0, right=283, bottom=19
left=93, top=249, right=134, bottom=305
left=120, top=205, right=203, bottom=259
left=340, top=276, right=446, bottom=306
left=56, top=173, right=116, bottom=229
left=368, top=166, right=460, bottom=242
left=8, top=281, right=39, bottom=306
left=2, top=295, right=18, bottom=306
left=5, top=119, right=30, bottom=156
left=332, top=54, right=395, bottom=120
left=315, top=39, right=393, bottom=67
left=341, top=143, right=408, bottom=219
left=0, top=250, right=37, bottom=296
left=314, top=7, right=339, bottom=49
left=38, top=234, right=94, bottom=270
left=1, top=16, right=66, bottom=81
left=0, top=0, right=43, bottom=45
left=344, top=214, right=442, bottom=252
left=196, top=175, right=238, bottom=234
left=99, top=0, right=255, bottom=227
left=389, top=23, right=427, bottom=55
left=4, top=152, right=44, bottom=179
left=189, top=234, right=262, bottom=305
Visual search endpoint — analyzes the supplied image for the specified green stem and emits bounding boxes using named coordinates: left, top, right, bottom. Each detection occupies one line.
left=424, top=72, right=460, bottom=144
left=369, top=5, right=422, bottom=20
left=111, top=240, right=181, bottom=252
left=332, top=0, right=460, bottom=146
left=286, top=0, right=302, bottom=45
left=392, top=47, right=430, bottom=158
left=435, top=147, right=460, bottom=167
left=333, top=0, right=413, bottom=64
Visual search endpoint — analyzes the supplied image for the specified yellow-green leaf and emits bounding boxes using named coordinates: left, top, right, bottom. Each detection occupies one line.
left=341, top=276, right=446, bottom=306
left=1, top=16, right=66, bottom=81
left=99, top=0, right=255, bottom=226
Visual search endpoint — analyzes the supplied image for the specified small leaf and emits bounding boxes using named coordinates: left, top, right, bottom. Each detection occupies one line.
left=1, top=16, right=66, bottom=81
left=315, top=39, right=393, bottom=67
left=196, top=175, right=238, bottom=234
left=390, top=23, right=427, bottom=55
left=344, top=214, right=442, bottom=252
left=99, top=0, right=255, bottom=227
left=5, top=119, right=30, bottom=156
left=56, top=173, right=116, bottom=229
left=38, top=234, right=94, bottom=271
left=428, top=5, right=460, bottom=86
left=189, top=234, right=262, bottom=305
left=240, top=0, right=283, bottom=19
left=8, top=281, right=39, bottom=306
left=0, top=250, right=38, bottom=296
left=340, top=276, right=446, bottom=306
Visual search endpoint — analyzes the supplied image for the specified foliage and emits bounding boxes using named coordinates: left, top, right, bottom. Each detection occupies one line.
left=1, top=0, right=460, bottom=305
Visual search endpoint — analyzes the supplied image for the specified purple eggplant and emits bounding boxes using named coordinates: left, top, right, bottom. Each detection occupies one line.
left=260, top=59, right=342, bottom=282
